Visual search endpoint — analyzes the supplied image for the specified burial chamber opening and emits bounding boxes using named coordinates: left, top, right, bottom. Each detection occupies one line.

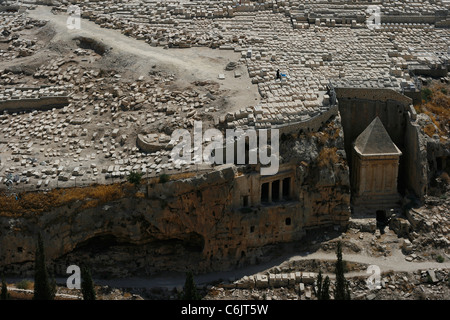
left=52, top=232, right=206, bottom=277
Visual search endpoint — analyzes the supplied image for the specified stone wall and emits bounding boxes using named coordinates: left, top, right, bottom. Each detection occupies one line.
left=381, top=15, right=438, bottom=24
left=0, top=96, right=69, bottom=112
left=436, top=19, right=450, bottom=28
left=136, top=134, right=166, bottom=153
left=276, top=105, right=339, bottom=136
left=409, top=66, right=448, bottom=78
left=0, top=5, right=19, bottom=12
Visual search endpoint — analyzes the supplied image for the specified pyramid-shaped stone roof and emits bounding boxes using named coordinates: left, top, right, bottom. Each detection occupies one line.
left=354, top=117, right=402, bottom=155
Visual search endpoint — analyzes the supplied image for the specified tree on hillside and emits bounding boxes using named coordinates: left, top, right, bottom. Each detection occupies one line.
left=345, top=278, right=351, bottom=300
left=1, top=277, right=9, bottom=300
left=33, top=233, right=55, bottom=300
left=316, top=270, right=323, bottom=298
left=159, top=173, right=170, bottom=184
left=180, top=271, right=201, bottom=300
left=322, top=276, right=331, bottom=300
left=127, top=171, right=143, bottom=187
left=334, top=241, right=350, bottom=300
left=316, top=270, right=330, bottom=300
left=81, top=266, right=96, bottom=300
left=50, top=275, right=57, bottom=299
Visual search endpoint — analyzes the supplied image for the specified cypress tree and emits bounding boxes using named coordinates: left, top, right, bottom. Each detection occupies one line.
left=180, top=271, right=201, bottom=300
left=1, top=277, right=9, bottom=300
left=345, top=280, right=351, bottom=300
left=50, top=275, right=57, bottom=299
left=316, top=271, right=331, bottom=300
left=334, top=241, right=350, bottom=300
left=316, top=270, right=323, bottom=299
left=81, top=266, right=96, bottom=300
left=321, top=276, right=330, bottom=300
left=33, top=233, right=54, bottom=300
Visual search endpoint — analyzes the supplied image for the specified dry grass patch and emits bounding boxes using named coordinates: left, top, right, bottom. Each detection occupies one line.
left=317, top=147, right=339, bottom=168
left=415, top=82, right=450, bottom=140
left=0, top=183, right=125, bottom=217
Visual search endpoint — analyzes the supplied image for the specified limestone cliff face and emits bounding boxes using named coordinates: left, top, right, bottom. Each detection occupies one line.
left=284, top=114, right=351, bottom=228
left=411, top=112, right=450, bottom=197
left=0, top=117, right=351, bottom=278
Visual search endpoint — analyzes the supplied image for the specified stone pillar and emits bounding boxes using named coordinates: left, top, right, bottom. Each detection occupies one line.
left=268, top=181, right=272, bottom=203
left=384, top=164, right=389, bottom=193
left=371, top=164, right=377, bottom=193
left=279, top=179, right=283, bottom=201
left=359, top=162, right=367, bottom=196
left=354, top=162, right=359, bottom=196
left=393, top=159, right=399, bottom=193
left=386, top=162, right=394, bottom=192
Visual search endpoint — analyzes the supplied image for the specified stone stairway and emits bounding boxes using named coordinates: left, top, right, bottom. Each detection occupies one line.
left=352, top=193, right=402, bottom=215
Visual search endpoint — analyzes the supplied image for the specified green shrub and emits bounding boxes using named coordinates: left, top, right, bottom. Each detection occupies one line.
left=16, top=279, right=33, bottom=290
left=422, top=88, right=432, bottom=102
left=436, top=255, right=444, bottom=263
left=159, top=174, right=170, bottom=184
left=127, top=171, right=143, bottom=186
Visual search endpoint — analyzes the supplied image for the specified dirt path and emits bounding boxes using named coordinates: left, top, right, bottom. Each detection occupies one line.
left=51, top=248, right=449, bottom=290
left=282, top=250, right=450, bottom=274
left=26, top=6, right=260, bottom=112
left=88, top=255, right=449, bottom=290
left=6, top=249, right=448, bottom=292
left=266, top=248, right=443, bottom=279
